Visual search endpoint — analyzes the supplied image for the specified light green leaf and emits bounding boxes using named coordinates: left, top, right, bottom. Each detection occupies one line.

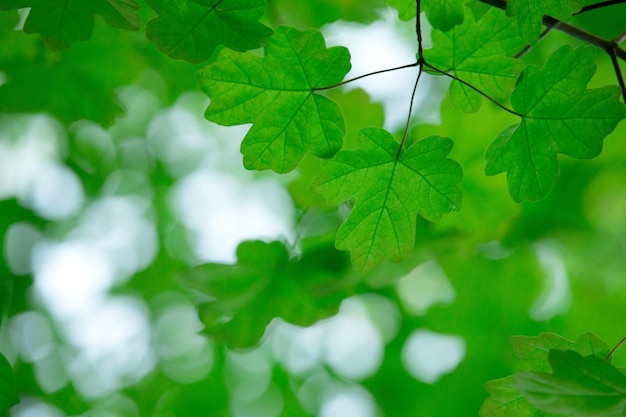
left=481, top=376, right=558, bottom=417
left=511, top=332, right=611, bottom=372
left=0, top=352, right=19, bottom=413
left=485, top=45, right=626, bottom=202
left=197, top=26, right=351, bottom=173
left=507, top=0, right=584, bottom=44
left=514, top=350, right=626, bottom=417
left=312, top=127, right=462, bottom=272
left=425, top=7, right=526, bottom=112
left=145, top=0, right=273, bottom=63
left=180, top=239, right=353, bottom=348
left=384, top=0, right=415, bottom=21
left=0, top=0, right=140, bottom=49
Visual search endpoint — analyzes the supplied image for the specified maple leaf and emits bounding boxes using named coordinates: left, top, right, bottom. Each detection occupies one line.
left=196, top=26, right=351, bottom=173
left=507, top=0, right=584, bottom=44
left=145, top=0, right=273, bottom=63
left=481, top=376, right=558, bottom=417
left=425, top=7, right=526, bottom=112
left=485, top=45, right=626, bottom=202
left=0, top=0, right=140, bottom=49
left=180, top=239, right=352, bottom=348
left=312, top=128, right=462, bottom=272
left=514, top=350, right=626, bottom=417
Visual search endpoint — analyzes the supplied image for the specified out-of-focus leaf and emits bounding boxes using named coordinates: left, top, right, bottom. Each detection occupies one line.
left=481, top=376, right=558, bottom=417
left=312, top=127, right=462, bottom=271
left=507, top=0, right=584, bottom=44
left=181, top=239, right=352, bottom=348
left=0, top=352, right=19, bottom=413
left=511, top=332, right=611, bottom=372
left=197, top=26, right=350, bottom=173
left=144, top=0, right=272, bottom=63
left=0, top=0, right=140, bottom=49
left=425, top=7, right=525, bottom=112
left=385, top=0, right=464, bottom=30
left=514, top=350, right=626, bottom=417
left=485, top=45, right=626, bottom=202
left=269, top=0, right=385, bottom=27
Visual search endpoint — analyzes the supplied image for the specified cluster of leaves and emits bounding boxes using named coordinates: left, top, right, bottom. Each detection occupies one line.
left=1, top=0, right=626, bottom=416
left=481, top=332, right=626, bottom=417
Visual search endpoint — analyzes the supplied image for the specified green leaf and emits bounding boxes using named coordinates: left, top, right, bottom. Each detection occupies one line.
left=481, top=376, right=558, bottom=417
left=0, top=0, right=140, bottom=49
left=181, top=239, right=352, bottom=348
left=384, top=0, right=415, bottom=21
left=425, top=7, right=526, bottom=112
left=507, top=0, right=584, bottom=44
left=312, top=127, right=462, bottom=272
left=0, top=352, right=19, bottom=413
left=514, top=350, right=626, bottom=417
left=145, top=0, right=273, bottom=63
left=423, top=0, right=465, bottom=31
left=485, top=45, right=626, bottom=202
left=511, top=332, right=611, bottom=372
left=197, top=26, right=351, bottom=173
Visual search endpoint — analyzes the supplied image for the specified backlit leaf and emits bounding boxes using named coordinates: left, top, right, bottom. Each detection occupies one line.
left=507, top=0, right=584, bottom=44
left=385, top=0, right=464, bottom=30
left=197, top=26, right=351, bottom=173
left=0, top=0, right=140, bottom=49
left=145, top=0, right=273, bottom=63
left=425, top=7, right=526, bottom=112
left=312, top=127, right=462, bottom=272
left=514, top=350, right=626, bottom=417
left=485, top=45, right=626, bottom=202
left=481, top=376, right=558, bottom=417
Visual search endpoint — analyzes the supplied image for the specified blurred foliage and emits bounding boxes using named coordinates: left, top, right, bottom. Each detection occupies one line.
left=0, top=1, right=625, bottom=417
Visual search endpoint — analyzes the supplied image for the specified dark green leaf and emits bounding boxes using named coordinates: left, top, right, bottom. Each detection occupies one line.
left=0, top=0, right=140, bottom=49
left=312, top=127, right=462, bottom=272
left=514, top=350, right=626, bottom=417
left=0, top=352, right=19, bottom=413
left=145, top=0, right=273, bottom=63
left=485, top=45, right=626, bottom=202
left=181, top=239, right=352, bottom=348
left=196, top=26, right=351, bottom=173
left=481, top=376, right=558, bottom=417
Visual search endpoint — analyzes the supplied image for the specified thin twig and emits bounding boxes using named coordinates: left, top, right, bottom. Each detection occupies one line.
left=606, top=335, right=626, bottom=361
left=515, top=26, right=554, bottom=58
left=416, top=0, right=424, bottom=58
left=397, top=66, right=423, bottom=158
left=577, top=0, right=626, bottom=14
left=312, top=62, right=419, bottom=91
left=609, top=46, right=626, bottom=102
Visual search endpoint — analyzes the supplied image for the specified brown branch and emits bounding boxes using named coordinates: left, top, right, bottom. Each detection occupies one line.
left=476, top=0, right=626, bottom=61
left=578, top=0, right=626, bottom=14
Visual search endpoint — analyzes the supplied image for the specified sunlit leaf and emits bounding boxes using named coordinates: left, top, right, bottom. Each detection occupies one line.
left=507, top=0, right=584, bottom=44
left=0, top=0, right=140, bottom=49
left=312, top=127, right=462, bottom=271
left=197, top=26, right=351, bottom=173
left=481, top=376, right=558, bottom=417
left=485, top=45, right=626, bottom=202
left=385, top=0, right=464, bottom=30
left=425, top=7, right=526, bottom=112
left=514, top=350, right=626, bottom=417
left=181, top=239, right=352, bottom=348
left=145, top=0, right=272, bottom=63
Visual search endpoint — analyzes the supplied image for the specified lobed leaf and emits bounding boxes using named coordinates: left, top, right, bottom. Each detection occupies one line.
left=384, top=0, right=464, bottom=30
left=514, top=350, right=626, bottom=417
left=197, top=26, right=351, bottom=173
left=145, top=0, right=273, bottom=63
left=425, top=7, right=526, bottom=112
left=485, top=45, right=626, bottom=202
left=507, top=0, right=584, bottom=44
left=0, top=0, right=140, bottom=49
left=180, top=239, right=352, bottom=348
left=312, top=127, right=462, bottom=272
left=481, top=376, right=558, bottom=417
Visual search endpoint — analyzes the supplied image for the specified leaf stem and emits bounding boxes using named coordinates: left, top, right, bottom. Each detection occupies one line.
left=397, top=65, right=424, bottom=158
left=577, top=0, right=626, bottom=14
left=312, top=62, right=419, bottom=91
left=608, top=45, right=626, bottom=102
left=416, top=0, right=424, bottom=58
left=423, top=62, right=523, bottom=117
left=514, top=26, right=554, bottom=59
left=606, top=335, right=626, bottom=361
